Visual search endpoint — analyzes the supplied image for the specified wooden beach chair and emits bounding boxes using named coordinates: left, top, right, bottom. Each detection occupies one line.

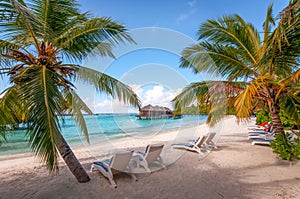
left=91, top=150, right=137, bottom=188
left=134, top=144, right=166, bottom=172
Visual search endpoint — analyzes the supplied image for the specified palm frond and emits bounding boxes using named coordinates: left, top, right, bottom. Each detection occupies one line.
left=0, top=87, right=18, bottom=146
left=0, top=86, right=19, bottom=125
left=64, top=88, right=92, bottom=143
left=55, top=17, right=134, bottom=62
left=289, top=68, right=300, bottom=83
left=279, top=86, right=300, bottom=123
left=275, top=68, right=300, bottom=100
left=2, top=0, right=43, bottom=49
left=265, top=2, right=300, bottom=76
left=173, top=81, right=246, bottom=125
left=76, top=66, right=141, bottom=109
left=0, top=131, right=7, bottom=146
left=17, top=64, right=66, bottom=172
left=181, top=14, right=263, bottom=80
left=29, top=0, right=81, bottom=38
left=0, top=39, right=21, bottom=52
left=180, top=42, right=258, bottom=80
left=197, top=14, right=260, bottom=64
left=262, top=3, right=275, bottom=44
left=172, top=82, right=208, bottom=109
left=234, top=78, right=266, bottom=120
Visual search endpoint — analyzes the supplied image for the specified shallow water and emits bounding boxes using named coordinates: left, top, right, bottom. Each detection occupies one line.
left=0, top=114, right=207, bottom=156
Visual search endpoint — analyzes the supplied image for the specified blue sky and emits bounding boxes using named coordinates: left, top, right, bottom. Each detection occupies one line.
left=76, top=0, right=289, bottom=113
left=0, top=0, right=290, bottom=113
left=78, top=0, right=288, bottom=36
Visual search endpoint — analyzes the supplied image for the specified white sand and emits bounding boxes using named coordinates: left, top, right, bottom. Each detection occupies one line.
left=0, top=116, right=300, bottom=199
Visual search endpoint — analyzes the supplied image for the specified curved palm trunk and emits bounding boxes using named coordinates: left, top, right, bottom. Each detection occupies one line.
left=56, top=133, right=90, bottom=183
left=269, top=102, right=284, bottom=135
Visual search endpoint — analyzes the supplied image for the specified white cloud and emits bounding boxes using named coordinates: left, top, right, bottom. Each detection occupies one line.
left=130, top=84, right=143, bottom=97
left=87, top=84, right=183, bottom=113
left=142, top=85, right=181, bottom=109
left=92, top=99, right=138, bottom=113
left=188, top=0, right=197, bottom=7
left=95, top=99, right=112, bottom=109
left=177, top=13, right=189, bottom=23
left=176, top=0, right=197, bottom=23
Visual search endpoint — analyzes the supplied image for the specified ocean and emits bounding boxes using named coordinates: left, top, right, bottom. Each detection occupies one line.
left=0, top=114, right=207, bottom=156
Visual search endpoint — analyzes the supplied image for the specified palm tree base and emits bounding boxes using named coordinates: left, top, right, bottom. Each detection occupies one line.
left=56, top=133, right=90, bottom=183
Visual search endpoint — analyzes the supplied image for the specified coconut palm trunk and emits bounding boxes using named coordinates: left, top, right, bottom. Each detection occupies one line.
left=56, top=133, right=90, bottom=183
left=269, top=102, right=285, bottom=134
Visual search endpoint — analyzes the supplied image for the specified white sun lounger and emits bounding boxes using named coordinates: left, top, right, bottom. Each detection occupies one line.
left=248, top=126, right=275, bottom=140
left=247, top=122, right=270, bottom=130
left=248, top=125, right=273, bottom=134
left=134, top=144, right=166, bottom=173
left=172, top=135, right=207, bottom=154
left=249, top=133, right=275, bottom=140
left=251, top=132, right=299, bottom=146
left=251, top=138, right=274, bottom=145
left=204, top=132, right=217, bottom=149
left=91, top=150, right=136, bottom=188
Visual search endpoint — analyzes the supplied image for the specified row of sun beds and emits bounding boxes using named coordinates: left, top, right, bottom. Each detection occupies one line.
left=247, top=122, right=298, bottom=146
left=91, top=132, right=217, bottom=188
left=248, top=124, right=275, bottom=145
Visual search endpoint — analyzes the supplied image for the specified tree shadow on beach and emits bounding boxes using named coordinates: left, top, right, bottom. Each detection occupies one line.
left=1, top=144, right=300, bottom=199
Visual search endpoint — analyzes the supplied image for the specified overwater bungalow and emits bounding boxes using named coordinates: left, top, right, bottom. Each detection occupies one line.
left=136, top=104, right=173, bottom=120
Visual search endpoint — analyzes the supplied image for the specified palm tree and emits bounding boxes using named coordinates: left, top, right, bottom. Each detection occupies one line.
left=173, top=2, right=300, bottom=134
left=0, top=0, right=140, bottom=183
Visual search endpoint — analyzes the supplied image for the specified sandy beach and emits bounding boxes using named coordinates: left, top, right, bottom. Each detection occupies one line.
left=0, top=116, right=300, bottom=199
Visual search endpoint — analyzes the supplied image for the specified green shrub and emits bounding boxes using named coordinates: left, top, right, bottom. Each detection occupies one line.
left=292, top=138, right=300, bottom=159
left=255, top=110, right=271, bottom=125
left=280, top=112, right=297, bottom=130
left=255, top=109, right=298, bottom=129
left=270, top=133, right=293, bottom=160
left=270, top=133, right=300, bottom=160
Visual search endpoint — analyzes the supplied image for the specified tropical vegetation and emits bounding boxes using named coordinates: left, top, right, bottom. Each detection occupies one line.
left=173, top=1, right=300, bottom=136
left=256, top=109, right=299, bottom=130
left=270, top=132, right=300, bottom=160
left=0, top=0, right=140, bottom=183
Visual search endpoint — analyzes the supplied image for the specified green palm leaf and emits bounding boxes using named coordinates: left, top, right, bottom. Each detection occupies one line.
left=180, top=42, right=258, bottom=80
left=0, top=87, right=19, bottom=145
left=76, top=66, right=141, bottom=108
left=234, top=79, right=262, bottom=120
left=197, top=15, right=259, bottom=64
left=16, top=65, right=66, bottom=172
left=2, top=0, right=43, bottom=49
left=0, top=87, right=19, bottom=125
left=64, top=89, right=92, bottom=143
left=173, top=81, right=246, bottom=125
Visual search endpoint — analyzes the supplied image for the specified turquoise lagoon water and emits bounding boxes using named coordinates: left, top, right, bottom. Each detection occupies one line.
left=0, top=114, right=207, bottom=156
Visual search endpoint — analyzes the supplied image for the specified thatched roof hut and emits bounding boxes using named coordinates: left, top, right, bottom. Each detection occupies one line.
left=136, top=104, right=173, bottom=120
